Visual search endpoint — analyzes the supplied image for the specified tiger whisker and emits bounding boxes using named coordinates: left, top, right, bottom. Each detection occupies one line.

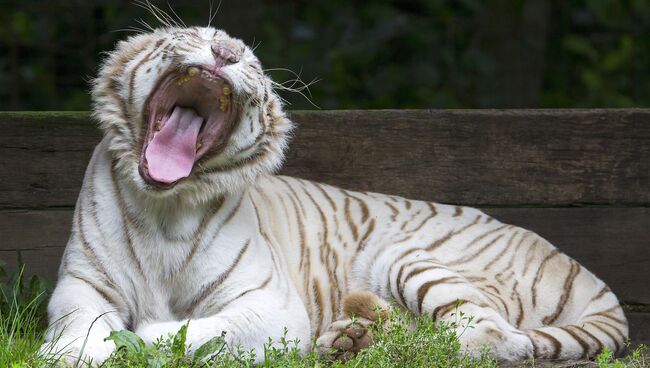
left=112, top=27, right=147, bottom=34
left=251, top=38, right=262, bottom=52
left=270, top=78, right=320, bottom=108
left=134, top=0, right=178, bottom=28
left=264, top=66, right=320, bottom=107
left=262, top=67, right=305, bottom=80
left=166, top=1, right=187, bottom=28
left=148, top=0, right=179, bottom=27
left=135, top=18, right=155, bottom=32
left=207, top=0, right=222, bottom=28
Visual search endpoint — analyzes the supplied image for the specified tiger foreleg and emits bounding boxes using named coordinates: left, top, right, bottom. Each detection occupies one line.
left=316, top=291, right=391, bottom=361
left=41, top=276, right=127, bottom=366
left=135, top=289, right=311, bottom=361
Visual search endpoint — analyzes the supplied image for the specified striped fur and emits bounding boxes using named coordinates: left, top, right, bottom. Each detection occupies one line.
left=44, top=26, right=628, bottom=365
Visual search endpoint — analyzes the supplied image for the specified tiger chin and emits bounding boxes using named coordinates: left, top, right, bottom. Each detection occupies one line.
left=43, top=26, right=628, bottom=366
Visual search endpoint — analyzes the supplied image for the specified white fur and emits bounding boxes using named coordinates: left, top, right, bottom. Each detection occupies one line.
left=44, top=26, right=627, bottom=365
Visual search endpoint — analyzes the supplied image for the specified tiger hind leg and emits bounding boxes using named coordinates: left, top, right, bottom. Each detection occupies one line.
left=523, top=284, right=628, bottom=360
left=384, top=252, right=533, bottom=360
left=316, top=291, right=391, bottom=361
left=435, top=299, right=534, bottom=361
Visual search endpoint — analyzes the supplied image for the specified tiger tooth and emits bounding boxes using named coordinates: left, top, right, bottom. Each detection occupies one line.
left=196, top=143, right=202, bottom=150
left=219, top=95, right=229, bottom=111
left=155, top=120, right=161, bottom=131
left=176, top=76, right=190, bottom=86
left=187, top=66, right=199, bottom=77
left=222, top=86, right=231, bottom=95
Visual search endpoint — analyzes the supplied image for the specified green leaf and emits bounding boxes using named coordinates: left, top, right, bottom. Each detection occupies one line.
left=27, top=275, right=49, bottom=306
left=146, top=354, right=167, bottom=368
left=563, top=35, right=598, bottom=62
left=194, top=334, right=226, bottom=360
left=104, top=330, right=145, bottom=354
left=171, top=322, right=188, bottom=357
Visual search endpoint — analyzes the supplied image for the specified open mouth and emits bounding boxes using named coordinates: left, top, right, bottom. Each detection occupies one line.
left=139, top=66, right=236, bottom=188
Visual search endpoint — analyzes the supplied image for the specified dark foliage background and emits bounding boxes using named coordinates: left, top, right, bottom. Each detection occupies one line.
left=1, top=0, right=648, bottom=110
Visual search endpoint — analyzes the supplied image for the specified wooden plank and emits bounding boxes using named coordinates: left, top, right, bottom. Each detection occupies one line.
left=285, top=109, right=650, bottom=206
left=1, top=109, right=650, bottom=208
left=0, top=209, right=71, bottom=281
left=0, top=112, right=97, bottom=209
left=1, top=207, right=648, bottom=304
left=627, top=312, right=650, bottom=348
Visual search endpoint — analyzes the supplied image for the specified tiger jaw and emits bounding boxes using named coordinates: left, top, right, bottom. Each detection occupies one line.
left=139, top=65, right=238, bottom=188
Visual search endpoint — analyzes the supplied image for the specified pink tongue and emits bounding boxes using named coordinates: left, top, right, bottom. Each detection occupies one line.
left=145, top=106, right=204, bottom=184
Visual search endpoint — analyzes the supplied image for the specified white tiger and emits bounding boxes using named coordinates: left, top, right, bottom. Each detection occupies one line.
left=43, top=26, right=628, bottom=365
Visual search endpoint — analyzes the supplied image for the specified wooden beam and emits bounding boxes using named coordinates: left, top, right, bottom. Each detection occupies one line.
left=628, top=311, right=650, bottom=348
left=1, top=109, right=649, bottom=208
left=0, top=112, right=95, bottom=209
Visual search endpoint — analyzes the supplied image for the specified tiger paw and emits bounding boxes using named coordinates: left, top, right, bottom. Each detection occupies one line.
left=40, top=337, right=114, bottom=367
left=316, top=317, right=374, bottom=361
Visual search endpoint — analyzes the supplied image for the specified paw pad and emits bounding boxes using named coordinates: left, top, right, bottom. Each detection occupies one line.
left=317, top=317, right=374, bottom=362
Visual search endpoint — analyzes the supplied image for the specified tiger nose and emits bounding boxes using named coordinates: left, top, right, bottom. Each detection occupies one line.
left=211, top=41, right=240, bottom=67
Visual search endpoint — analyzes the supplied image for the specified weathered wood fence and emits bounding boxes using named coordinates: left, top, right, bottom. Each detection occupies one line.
left=0, top=109, right=648, bottom=347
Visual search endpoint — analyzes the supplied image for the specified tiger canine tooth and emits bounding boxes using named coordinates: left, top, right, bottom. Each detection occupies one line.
left=222, top=86, right=231, bottom=95
left=155, top=120, right=161, bottom=131
left=187, top=66, right=199, bottom=76
left=195, top=143, right=202, bottom=150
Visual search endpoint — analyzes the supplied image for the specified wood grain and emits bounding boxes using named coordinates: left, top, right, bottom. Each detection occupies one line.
left=286, top=109, right=650, bottom=207
left=627, top=311, right=650, bottom=348
left=0, top=112, right=96, bottom=209
left=1, top=109, right=649, bottom=208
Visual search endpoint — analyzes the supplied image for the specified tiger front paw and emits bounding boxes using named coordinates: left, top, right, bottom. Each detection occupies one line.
left=316, top=291, right=391, bottom=361
left=135, top=320, right=188, bottom=345
left=316, top=317, right=374, bottom=362
left=39, top=337, right=114, bottom=367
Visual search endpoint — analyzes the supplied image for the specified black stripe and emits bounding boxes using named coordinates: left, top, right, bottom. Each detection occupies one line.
left=186, top=240, right=250, bottom=314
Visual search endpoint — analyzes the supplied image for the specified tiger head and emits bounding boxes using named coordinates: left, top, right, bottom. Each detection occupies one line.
left=92, top=27, right=292, bottom=203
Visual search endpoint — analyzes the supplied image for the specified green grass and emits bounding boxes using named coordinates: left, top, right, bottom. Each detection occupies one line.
left=0, top=259, right=647, bottom=368
left=0, top=258, right=55, bottom=367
